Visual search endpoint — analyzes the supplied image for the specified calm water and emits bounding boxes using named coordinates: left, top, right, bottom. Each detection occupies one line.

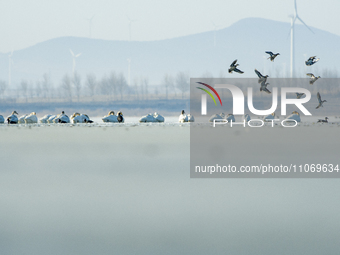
left=0, top=125, right=339, bottom=254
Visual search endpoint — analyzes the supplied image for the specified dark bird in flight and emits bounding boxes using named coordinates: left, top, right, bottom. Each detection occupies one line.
left=228, top=59, right=244, bottom=74
left=265, top=51, right=280, bottom=62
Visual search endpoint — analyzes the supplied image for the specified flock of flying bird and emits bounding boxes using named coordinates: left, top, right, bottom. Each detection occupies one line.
left=228, top=52, right=327, bottom=110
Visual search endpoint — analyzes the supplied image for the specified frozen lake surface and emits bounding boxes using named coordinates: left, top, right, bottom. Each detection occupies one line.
left=0, top=124, right=340, bottom=254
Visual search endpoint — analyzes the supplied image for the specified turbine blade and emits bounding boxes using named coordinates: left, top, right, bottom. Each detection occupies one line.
left=296, top=16, right=314, bottom=34
left=69, top=49, right=74, bottom=56
left=75, top=53, right=82, bottom=58
left=294, top=0, right=297, bottom=15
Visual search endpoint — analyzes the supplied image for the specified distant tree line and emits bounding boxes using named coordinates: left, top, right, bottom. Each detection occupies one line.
left=0, top=71, right=190, bottom=103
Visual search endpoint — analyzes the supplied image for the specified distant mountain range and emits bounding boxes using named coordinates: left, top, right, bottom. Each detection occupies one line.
left=1, top=17, right=339, bottom=87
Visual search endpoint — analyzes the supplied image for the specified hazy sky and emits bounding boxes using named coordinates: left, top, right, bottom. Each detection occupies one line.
left=1, top=0, right=339, bottom=53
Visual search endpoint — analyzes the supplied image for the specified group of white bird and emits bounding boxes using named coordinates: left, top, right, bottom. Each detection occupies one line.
left=0, top=110, right=197, bottom=124
left=209, top=111, right=301, bottom=123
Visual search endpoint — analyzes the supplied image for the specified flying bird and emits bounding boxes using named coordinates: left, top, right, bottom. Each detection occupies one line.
left=228, top=59, right=244, bottom=74
left=305, top=56, right=320, bottom=66
left=265, top=51, right=280, bottom=62
left=306, top=73, right=321, bottom=85
left=316, top=92, right=327, bottom=109
left=296, top=93, right=305, bottom=99
left=260, top=81, right=271, bottom=94
left=317, top=117, right=328, bottom=123
left=254, top=69, right=269, bottom=84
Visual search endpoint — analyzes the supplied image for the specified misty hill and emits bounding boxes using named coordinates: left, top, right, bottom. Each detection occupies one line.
left=1, top=17, right=339, bottom=87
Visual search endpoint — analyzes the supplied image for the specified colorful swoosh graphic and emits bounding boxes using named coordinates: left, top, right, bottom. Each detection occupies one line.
left=196, top=87, right=217, bottom=105
left=196, top=82, right=223, bottom=106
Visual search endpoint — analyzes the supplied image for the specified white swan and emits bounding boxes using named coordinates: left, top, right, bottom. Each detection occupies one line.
left=24, top=112, right=38, bottom=124
left=226, top=114, right=235, bottom=122
left=54, top=111, right=70, bottom=123
left=102, top=111, right=117, bottom=122
left=187, top=114, right=195, bottom=122
left=0, top=115, right=4, bottom=124
left=71, top=113, right=93, bottom=123
left=179, top=110, right=194, bottom=123
left=6, top=111, right=19, bottom=124
left=209, top=113, right=225, bottom=122
left=153, top=112, right=164, bottom=122
left=243, top=114, right=251, bottom=122
left=179, top=110, right=188, bottom=123
left=18, top=114, right=27, bottom=124
left=139, top=113, right=157, bottom=123
left=40, top=114, right=52, bottom=123
left=284, top=111, right=301, bottom=122
left=263, top=112, right=275, bottom=121
left=47, top=115, right=57, bottom=123
left=102, top=111, right=124, bottom=123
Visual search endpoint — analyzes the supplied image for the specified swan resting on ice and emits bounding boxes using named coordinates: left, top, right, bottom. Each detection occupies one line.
left=40, top=114, right=52, bottom=123
left=18, top=114, right=27, bottom=124
left=71, top=112, right=94, bottom=123
left=54, top=111, right=70, bottom=123
left=7, top=111, right=19, bottom=124
left=243, top=114, right=251, bottom=122
left=24, top=112, right=38, bottom=124
left=284, top=111, right=301, bottom=122
left=209, top=113, right=225, bottom=122
left=102, top=111, right=125, bottom=123
left=47, top=115, right=57, bottom=123
left=0, top=115, right=4, bottom=124
left=179, top=110, right=195, bottom=123
left=263, top=112, right=275, bottom=121
left=226, top=114, right=235, bottom=122
left=139, top=112, right=165, bottom=123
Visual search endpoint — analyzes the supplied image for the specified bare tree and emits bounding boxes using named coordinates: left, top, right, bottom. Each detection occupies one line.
left=73, top=71, right=82, bottom=102
left=162, top=74, right=174, bottom=100
left=133, top=77, right=139, bottom=100
left=142, top=76, right=149, bottom=100
left=0, top=80, right=7, bottom=99
left=86, top=74, right=96, bottom=101
left=36, top=81, right=42, bottom=98
left=108, top=72, right=117, bottom=100
left=99, top=75, right=109, bottom=96
left=20, top=80, right=29, bottom=102
left=42, top=73, right=51, bottom=99
left=61, top=74, right=72, bottom=101
left=176, top=71, right=189, bottom=99
left=117, top=72, right=127, bottom=100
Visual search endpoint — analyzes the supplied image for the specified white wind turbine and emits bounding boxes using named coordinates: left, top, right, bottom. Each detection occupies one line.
left=211, top=20, right=220, bottom=47
left=289, top=0, right=314, bottom=78
left=8, top=51, right=13, bottom=88
left=69, top=49, right=82, bottom=77
left=86, top=15, right=95, bottom=38
left=127, top=15, right=137, bottom=42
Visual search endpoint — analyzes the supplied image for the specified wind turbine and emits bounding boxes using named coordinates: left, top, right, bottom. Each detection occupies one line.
left=211, top=20, right=220, bottom=47
left=86, top=15, right=95, bottom=38
left=69, top=49, right=81, bottom=77
left=8, top=51, right=13, bottom=88
left=289, top=0, right=314, bottom=78
left=127, top=15, right=137, bottom=42
left=127, top=58, right=131, bottom=86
